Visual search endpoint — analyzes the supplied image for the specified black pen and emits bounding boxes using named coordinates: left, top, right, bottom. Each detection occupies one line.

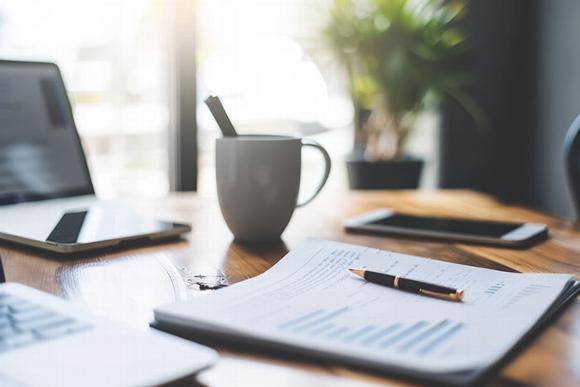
left=348, top=268, right=464, bottom=302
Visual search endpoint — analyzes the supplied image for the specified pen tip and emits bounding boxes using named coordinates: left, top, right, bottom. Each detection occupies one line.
left=348, top=268, right=365, bottom=278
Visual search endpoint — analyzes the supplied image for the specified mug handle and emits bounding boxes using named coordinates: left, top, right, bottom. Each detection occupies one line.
left=296, top=138, right=331, bottom=208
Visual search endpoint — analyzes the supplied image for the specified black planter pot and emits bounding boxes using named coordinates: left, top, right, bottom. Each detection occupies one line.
left=346, top=156, right=424, bottom=190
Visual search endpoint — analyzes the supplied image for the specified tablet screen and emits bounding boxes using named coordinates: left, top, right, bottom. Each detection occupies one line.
left=369, top=214, right=520, bottom=238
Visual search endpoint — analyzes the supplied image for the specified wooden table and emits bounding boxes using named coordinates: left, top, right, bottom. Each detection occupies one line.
left=1, top=190, right=579, bottom=386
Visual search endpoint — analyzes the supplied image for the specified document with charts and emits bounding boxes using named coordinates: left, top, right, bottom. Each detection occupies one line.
left=154, top=240, right=578, bottom=383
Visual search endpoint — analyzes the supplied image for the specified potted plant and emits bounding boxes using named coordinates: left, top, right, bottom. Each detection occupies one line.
left=323, top=0, right=476, bottom=189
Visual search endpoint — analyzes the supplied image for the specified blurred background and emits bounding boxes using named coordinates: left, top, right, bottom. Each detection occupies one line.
left=0, top=0, right=578, bottom=219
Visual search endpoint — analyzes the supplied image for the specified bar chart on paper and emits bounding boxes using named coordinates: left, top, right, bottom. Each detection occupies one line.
left=156, top=239, right=577, bottom=377
left=278, top=307, right=465, bottom=357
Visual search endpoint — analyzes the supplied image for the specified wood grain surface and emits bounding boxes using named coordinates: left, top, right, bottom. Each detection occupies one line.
left=1, top=189, right=578, bottom=387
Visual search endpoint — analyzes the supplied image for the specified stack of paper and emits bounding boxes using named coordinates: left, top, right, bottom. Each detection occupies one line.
left=154, top=240, right=579, bottom=385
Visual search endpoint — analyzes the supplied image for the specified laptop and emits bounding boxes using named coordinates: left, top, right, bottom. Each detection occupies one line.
left=0, top=60, right=190, bottom=253
left=0, top=256, right=217, bottom=387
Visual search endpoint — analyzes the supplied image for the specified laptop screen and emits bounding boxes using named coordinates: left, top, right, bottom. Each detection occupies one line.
left=0, top=61, right=93, bottom=205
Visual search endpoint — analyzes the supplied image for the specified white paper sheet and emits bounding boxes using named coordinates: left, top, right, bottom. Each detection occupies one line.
left=155, top=240, right=575, bottom=373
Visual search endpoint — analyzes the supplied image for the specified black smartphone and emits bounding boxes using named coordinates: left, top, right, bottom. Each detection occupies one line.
left=344, top=209, right=548, bottom=247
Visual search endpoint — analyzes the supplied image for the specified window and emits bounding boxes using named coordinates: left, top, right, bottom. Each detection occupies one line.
left=195, top=0, right=438, bottom=194
left=0, top=0, right=438, bottom=197
left=195, top=0, right=354, bottom=196
left=0, top=0, right=172, bottom=197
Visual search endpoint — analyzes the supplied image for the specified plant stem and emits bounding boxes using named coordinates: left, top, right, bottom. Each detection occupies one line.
left=393, top=116, right=411, bottom=160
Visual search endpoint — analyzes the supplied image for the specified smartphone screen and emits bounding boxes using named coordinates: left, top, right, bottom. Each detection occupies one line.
left=368, top=214, right=521, bottom=238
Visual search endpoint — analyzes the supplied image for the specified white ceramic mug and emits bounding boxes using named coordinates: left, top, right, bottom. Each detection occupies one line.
left=216, top=135, right=331, bottom=242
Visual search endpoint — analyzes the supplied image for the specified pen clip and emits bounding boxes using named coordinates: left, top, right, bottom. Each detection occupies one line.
left=419, top=288, right=464, bottom=302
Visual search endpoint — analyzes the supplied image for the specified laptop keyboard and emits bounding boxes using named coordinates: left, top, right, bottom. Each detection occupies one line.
left=0, top=291, right=92, bottom=353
